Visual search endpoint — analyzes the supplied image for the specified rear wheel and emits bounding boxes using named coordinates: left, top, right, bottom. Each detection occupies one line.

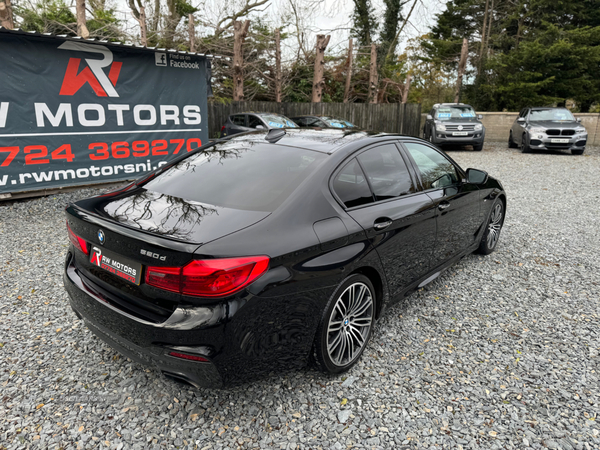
left=572, top=148, right=585, bottom=155
left=521, top=134, right=530, bottom=153
left=312, top=274, right=375, bottom=374
left=477, top=200, right=504, bottom=255
left=508, top=131, right=518, bottom=148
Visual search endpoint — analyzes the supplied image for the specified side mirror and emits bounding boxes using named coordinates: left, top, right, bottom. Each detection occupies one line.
left=466, top=168, right=488, bottom=185
left=477, top=114, right=483, bottom=120
left=426, top=114, right=433, bottom=120
left=577, top=118, right=582, bottom=123
left=517, top=117, right=526, bottom=123
left=255, top=125, right=265, bottom=130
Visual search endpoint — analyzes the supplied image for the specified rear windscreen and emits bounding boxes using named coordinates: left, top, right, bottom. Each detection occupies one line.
left=143, top=140, right=326, bottom=212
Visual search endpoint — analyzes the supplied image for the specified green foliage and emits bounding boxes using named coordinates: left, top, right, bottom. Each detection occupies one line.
left=422, top=0, right=600, bottom=112
left=352, top=0, right=378, bottom=46
left=16, top=0, right=76, bottom=35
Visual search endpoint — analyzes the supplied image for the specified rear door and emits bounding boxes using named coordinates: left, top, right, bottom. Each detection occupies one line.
left=332, top=142, right=437, bottom=299
left=401, top=141, right=481, bottom=267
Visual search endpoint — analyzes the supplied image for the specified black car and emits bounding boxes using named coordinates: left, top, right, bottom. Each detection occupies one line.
left=508, top=107, right=587, bottom=155
left=64, top=129, right=506, bottom=388
left=423, top=103, right=486, bottom=151
left=292, top=115, right=358, bottom=129
left=221, top=112, right=298, bottom=137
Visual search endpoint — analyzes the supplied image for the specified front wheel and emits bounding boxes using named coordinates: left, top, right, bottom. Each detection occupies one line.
left=521, top=134, right=530, bottom=153
left=508, top=131, right=518, bottom=148
left=473, top=143, right=483, bottom=151
left=312, top=274, right=375, bottom=374
left=477, top=200, right=504, bottom=255
left=572, top=148, right=585, bottom=155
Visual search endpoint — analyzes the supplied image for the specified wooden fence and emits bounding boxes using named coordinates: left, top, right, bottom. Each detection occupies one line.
left=206, top=101, right=422, bottom=139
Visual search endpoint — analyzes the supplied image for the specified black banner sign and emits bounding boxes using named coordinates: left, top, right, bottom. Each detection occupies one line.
left=0, top=31, right=210, bottom=195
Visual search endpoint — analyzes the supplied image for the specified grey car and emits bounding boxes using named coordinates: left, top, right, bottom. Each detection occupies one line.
left=221, top=112, right=298, bottom=137
left=508, top=107, right=587, bottom=155
left=423, top=103, right=486, bottom=151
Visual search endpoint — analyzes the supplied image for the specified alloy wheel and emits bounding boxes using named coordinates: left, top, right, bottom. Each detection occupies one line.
left=326, top=282, right=373, bottom=367
left=486, top=203, right=503, bottom=249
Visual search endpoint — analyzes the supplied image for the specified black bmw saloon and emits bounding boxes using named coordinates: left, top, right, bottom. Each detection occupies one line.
left=64, top=129, right=506, bottom=388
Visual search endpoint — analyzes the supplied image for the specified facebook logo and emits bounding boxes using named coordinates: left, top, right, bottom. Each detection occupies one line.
left=155, top=53, right=167, bottom=66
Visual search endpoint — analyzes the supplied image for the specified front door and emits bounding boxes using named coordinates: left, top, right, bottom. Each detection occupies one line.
left=401, top=142, right=481, bottom=267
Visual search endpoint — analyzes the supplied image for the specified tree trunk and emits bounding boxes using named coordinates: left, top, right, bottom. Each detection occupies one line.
left=312, top=34, right=331, bottom=103
left=189, top=14, right=195, bottom=52
left=401, top=74, right=412, bottom=103
left=138, top=6, right=148, bottom=46
left=368, top=43, right=379, bottom=104
left=75, top=0, right=90, bottom=38
left=485, top=0, right=494, bottom=52
left=343, top=38, right=354, bottom=103
left=478, top=0, right=490, bottom=72
left=0, top=0, right=15, bottom=29
left=454, top=38, right=468, bottom=103
left=275, top=28, right=282, bottom=102
left=233, top=20, right=250, bottom=101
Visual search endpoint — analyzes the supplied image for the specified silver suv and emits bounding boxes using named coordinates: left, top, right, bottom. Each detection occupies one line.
left=508, top=107, right=587, bottom=155
left=423, top=103, right=486, bottom=151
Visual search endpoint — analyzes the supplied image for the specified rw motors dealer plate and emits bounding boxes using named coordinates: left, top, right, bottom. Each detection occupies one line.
left=90, top=246, right=142, bottom=285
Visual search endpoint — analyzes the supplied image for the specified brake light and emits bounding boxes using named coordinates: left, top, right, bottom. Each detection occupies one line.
left=66, top=222, right=89, bottom=255
left=221, top=125, right=225, bottom=132
left=145, top=256, right=269, bottom=297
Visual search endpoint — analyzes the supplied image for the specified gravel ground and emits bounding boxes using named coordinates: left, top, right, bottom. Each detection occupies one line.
left=1, top=142, right=599, bottom=450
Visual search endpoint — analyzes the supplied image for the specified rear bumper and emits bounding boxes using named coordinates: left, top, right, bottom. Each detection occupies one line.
left=63, top=252, right=328, bottom=388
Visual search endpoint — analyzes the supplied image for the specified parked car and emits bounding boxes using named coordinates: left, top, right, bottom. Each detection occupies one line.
left=291, top=115, right=359, bottom=129
left=423, top=103, right=486, bottom=151
left=221, top=112, right=298, bottom=137
left=508, top=107, right=587, bottom=155
left=64, top=129, right=506, bottom=388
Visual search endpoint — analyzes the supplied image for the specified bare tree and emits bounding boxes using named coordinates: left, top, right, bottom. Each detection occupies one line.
left=454, top=38, right=468, bottom=103
left=0, top=0, right=14, bottom=29
left=274, top=28, right=282, bottom=102
left=189, top=14, right=195, bottom=52
left=311, top=34, right=330, bottom=103
left=401, top=73, right=412, bottom=103
left=211, top=0, right=269, bottom=39
left=233, top=20, right=250, bottom=101
left=368, top=43, right=378, bottom=103
left=75, top=0, right=90, bottom=38
left=343, top=38, right=354, bottom=103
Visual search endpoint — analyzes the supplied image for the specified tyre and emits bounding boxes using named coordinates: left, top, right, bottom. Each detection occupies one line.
left=476, top=199, right=504, bottom=255
left=508, top=131, right=518, bottom=148
left=312, top=274, right=375, bottom=374
left=429, top=133, right=434, bottom=144
left=473, top=143, right=483, bottom=151
left=572, top=148, right=585, bottom=155
left=521, top=134, right=530, bottom=153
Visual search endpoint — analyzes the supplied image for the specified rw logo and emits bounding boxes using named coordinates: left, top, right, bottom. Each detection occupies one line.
left=58, top=42, right=123, bottom=97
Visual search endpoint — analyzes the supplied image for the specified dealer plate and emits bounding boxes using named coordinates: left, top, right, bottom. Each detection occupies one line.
left=452, top=131, right=469, bottom=136
left=90, top=246, right=142, bottom=285
left=550, top=138, right=569, bottom=143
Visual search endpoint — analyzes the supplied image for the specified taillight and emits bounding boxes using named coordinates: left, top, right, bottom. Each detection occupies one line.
left=145, top=256, right=269, bottom=297
left=220, top=125, right=226, bottom=132
left=168, top=351, right=209, bottom=362
left=66, top=222, right=89, bottom=255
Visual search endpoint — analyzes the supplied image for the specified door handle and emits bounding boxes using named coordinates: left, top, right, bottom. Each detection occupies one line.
left=438, top=201, right=450, bottom=211
left=373, top=219, right=393, bottom=231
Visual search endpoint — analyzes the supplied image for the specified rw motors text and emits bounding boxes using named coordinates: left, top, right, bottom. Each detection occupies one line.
left=0, top=103, right=202, bottom=128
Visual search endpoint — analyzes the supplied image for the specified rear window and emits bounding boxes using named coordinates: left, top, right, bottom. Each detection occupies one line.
left=143, top=141, right=326, bottom=212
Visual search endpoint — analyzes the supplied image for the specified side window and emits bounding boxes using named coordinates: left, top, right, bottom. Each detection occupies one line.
left=293, top=118, right=306, bottom=126
left=231, top=115, right=246, bottom=126
left=332, top=159, right=374, bottom=208
left=404, top=143, right=459, bottom=190
left=247, top=115, right=263, bottom=128
left=356, top=144, right=415, bottom=201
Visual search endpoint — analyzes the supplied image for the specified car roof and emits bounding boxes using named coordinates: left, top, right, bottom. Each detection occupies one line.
left=230, top=111, right=288, bottom=116
left=529, top=107, right=568, bottom=110
left=222, top=129, right=409, bottom=154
